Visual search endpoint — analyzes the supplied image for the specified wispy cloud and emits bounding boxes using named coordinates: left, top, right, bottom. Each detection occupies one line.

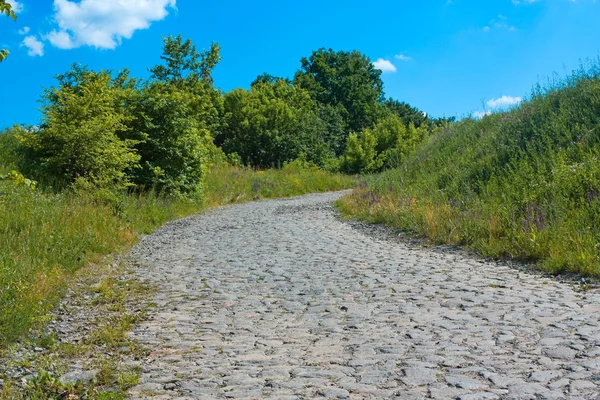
left=395, top=53, right=413, bottom=61
left=487, top=95, right=522, bottom=108
left=373, top=58, right=397, bottom=73
left=484, top=14, right=516, bottom=32
left=45, top=0, right=177, bottom=50
left=18, top=26, right=30, bottom=35
left=21, top=36, right=44, bottom=57
left=6, top=0, right=23, bottom=13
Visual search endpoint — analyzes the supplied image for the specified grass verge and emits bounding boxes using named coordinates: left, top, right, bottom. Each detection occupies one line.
left=337, top=61, right=600, bottom=277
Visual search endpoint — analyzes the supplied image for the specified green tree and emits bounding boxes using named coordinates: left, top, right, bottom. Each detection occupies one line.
left=17, top=66, right=140, bottom=190
left=251, top=73, right=291, bottom=87
left=1, top=0, right=17, bottom=62
left=383, top=98, right=429, bottom=129
left=317, top=103, right=348, bottom=157
left=218, top=80, right=332, bottom=168
left=294, top=48, right=384, bottom=133
left=149, top=35, right=221, bottom=85
left=129, top=36, right=224, bottom=198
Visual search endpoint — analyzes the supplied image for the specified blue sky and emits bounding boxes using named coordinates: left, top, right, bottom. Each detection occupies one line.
left=1, top=0, right=599, bottom=128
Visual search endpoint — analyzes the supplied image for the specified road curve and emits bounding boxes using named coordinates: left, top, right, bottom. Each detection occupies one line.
left=127, top=191, right=600, bottom=399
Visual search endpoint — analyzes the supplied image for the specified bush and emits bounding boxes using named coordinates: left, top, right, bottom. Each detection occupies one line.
left=341, top=114, right=429, bottom=173
left=16, top=66, right=140, bottom=191
left=0, top=128, right=20, bottom=169
left=128, top=80, right=220, bottom=199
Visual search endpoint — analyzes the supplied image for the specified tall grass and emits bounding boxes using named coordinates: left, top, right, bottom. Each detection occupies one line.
left=0, top=158, right=355, bottom=345
left=338, top=59, right=600, bottom=277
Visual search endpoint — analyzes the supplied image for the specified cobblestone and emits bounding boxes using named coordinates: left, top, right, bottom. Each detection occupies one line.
left=125, top=192, right=600, bottom=399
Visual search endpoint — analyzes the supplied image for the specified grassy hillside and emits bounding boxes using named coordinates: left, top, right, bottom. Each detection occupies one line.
left=0, top=161, right=355, bottom=345
left=338, top=61, right=600, bottom=277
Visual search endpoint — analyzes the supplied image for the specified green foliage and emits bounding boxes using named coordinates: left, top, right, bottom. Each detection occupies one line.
left=294, top=48, right=384, bottom=134
left=149, top=35, right=221, bottom=85
left=218, top=80, right=332, bottom=168
left=0, top=0, right=16, bottom=62
left=341, top=114, right=429, bottom=173
left=339, top=60, right=600, bottom=276
left=129, top=80, right=220, bottom=198
left=16, top=66, right=140, bottom=191
left=127, top=35, right=225, bottom=199
left=0, top=128, right=20, bottom=168
left=1, top=170, right=37, bottom=189
left=251, top=73, right=292, bottom=87
left=383, top=98, right=429, bottom=129
left=342, top=131, right=380, bottom=174
left=317, top=103, right=348, bottom=157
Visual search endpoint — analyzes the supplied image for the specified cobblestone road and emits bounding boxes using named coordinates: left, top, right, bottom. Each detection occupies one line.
left=127, top=192, right=600, bottom=399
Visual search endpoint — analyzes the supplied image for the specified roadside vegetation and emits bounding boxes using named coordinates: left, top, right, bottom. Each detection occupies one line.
left=338, top=60, right=600, bottom=277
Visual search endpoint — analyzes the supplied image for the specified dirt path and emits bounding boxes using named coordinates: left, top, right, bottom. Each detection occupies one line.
left=126, top=192, right=600, bottom=399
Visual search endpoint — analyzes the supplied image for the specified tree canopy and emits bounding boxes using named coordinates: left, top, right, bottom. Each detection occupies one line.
left=217, top=80, right=332, bottom=168
left=294, top=48, right=385, bottom=133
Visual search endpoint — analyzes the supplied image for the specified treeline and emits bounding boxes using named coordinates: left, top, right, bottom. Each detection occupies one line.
left=2, top=35, right=449, bottom=199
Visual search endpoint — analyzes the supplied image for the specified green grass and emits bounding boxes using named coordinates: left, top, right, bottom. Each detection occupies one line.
left=338, top=59, right=600, bottom=277
left=0, top=160, right=355, bottom=346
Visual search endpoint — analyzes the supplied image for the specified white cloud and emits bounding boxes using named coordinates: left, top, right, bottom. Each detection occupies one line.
left=486, top=95, right=522, bottom=108
left=46, top=0, right=177, bottom=50
left=373, top=58, right=397, bottom=73
left=395, top=53, right=413, bottom=61
left=484, top=14, right=516, bottom=32
left=6, top=0, right=23, bottom=13
left=21, top=35, right=44, bottom=56
left=473, top=110, right=492, bottom=119
left=18, top=26, right=30, bottom=35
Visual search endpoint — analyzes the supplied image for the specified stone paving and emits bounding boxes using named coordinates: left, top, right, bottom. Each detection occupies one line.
left=126, top=192, right=600, bottom=399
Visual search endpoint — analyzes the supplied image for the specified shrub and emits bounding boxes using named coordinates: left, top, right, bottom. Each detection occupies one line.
left=341, top=114, right=429, bottom=173
left=16, top=66, right=140, bottom=191
left=128, top=81, right=220, bottom=199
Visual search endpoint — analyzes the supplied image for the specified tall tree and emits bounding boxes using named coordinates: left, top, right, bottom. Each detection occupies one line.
left=0, top=0, right=17, bottom=62
left=218, top=81, right=332, bottom=168
left=294, top=48, right=384, bottom=133
left=131, top=36, right=224, bottom=198
left=149, top=35, right=221, bottom=86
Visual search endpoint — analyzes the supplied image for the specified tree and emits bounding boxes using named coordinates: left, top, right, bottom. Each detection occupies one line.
left=251, top=73, right=291, bottom=87
left=294, top=48, right=384, bottom=134
left=1, top=0, right=17, bottom=62
left=17, top=66, right=140, bottom=190
left=149, top=35, right=221, bottom=85
left=217, top=80, right=332, bottom=168
left=130, top=36, right=224, bottom=198
left=383, top=98, right=429, bottom=129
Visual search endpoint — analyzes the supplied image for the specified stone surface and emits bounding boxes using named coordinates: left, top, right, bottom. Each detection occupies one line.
left=119, top=192, right=600, bottom=399
left=58, top=369, right=98, bottom=385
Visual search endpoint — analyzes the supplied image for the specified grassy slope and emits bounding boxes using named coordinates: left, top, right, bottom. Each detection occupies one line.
left=0, top=162, right=355, bottom=344
left=338, top=63, right=600, bottom=277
